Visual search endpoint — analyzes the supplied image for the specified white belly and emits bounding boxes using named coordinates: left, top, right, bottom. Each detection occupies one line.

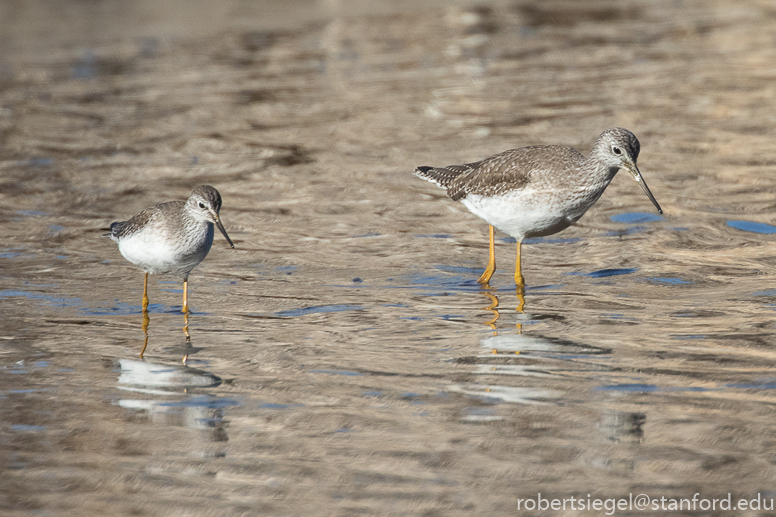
left=461, top=188, right=593, bottom=241
left=117, top=225, right=214, bottom=278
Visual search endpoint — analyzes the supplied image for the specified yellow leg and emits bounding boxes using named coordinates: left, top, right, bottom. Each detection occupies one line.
left=515, top=241, right=525, bottom=290
left=515, top=241, right=525, bottom=312
left=183, top=311, right=190, bottom=340
left=182, top=311, right=190, bottom=364
left=481, top=291, right=500, bottom=331
left=476, top=225, right=496, bottom=285
left=514, top=241, right=526, bottom=330
left=182, top=278, right=189, bottom=314
left=140, top=273, right=150, bottom=359
left=139, top=308, right=150, bottom=359
left=142, top=272, right=149, bottom=312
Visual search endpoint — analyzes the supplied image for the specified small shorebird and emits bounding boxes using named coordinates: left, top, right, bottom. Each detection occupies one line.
left=415, top=128, right=662, bottom=287
left=107, top=185, right=234, bottom=313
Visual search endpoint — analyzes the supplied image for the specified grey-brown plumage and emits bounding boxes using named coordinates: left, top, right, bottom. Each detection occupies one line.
left=415, top=127, right=660, bottom=241
left=108, top=201, right=177, bottom=242
left=107, top=185, right=233, bottom=277
left=109, top=186, right=222, bottom=239
left=414, top=128, right=662, bottom=285
left=106, top=185, right=234, bottom=313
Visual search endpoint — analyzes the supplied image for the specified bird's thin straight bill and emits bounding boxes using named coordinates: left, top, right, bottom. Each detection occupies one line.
left=626, top=163, right=662, bottom=214
left=216, top=218, right=234, bottom=248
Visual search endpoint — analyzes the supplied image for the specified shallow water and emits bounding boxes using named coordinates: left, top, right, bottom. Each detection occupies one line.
left=3, top=0, right=776, bottom=515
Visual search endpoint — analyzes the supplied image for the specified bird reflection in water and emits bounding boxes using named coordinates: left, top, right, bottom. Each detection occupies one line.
left=116, top=357, right=230, bottom=442
left=138, top=306, right=196, bottom=364
left=479, top=280, right=526, bottom=335
left=119, top=311, right=231, bottom=441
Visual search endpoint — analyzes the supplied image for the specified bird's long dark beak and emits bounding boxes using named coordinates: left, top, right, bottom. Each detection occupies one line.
left=626, top=163, right=662, bottom=215
left=215, top=216, right=234, bottom=248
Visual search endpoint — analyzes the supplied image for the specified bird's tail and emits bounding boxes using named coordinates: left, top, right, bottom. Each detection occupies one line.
left=414, top=165, right=469, bottom=189
left=104, top=221, right=126, bottom=240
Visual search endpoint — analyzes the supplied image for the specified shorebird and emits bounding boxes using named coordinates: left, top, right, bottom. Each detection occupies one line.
left=107, top=185, right=234, bottom=313
left=415, top=128, right=662, bottom=287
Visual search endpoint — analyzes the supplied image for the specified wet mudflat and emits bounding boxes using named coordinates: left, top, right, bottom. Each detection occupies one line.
left=3, top=0, right=776, bottom=515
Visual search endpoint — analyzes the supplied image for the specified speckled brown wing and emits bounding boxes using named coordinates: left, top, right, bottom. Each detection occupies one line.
left=447, top=146, right=586, bottom=201
left=107, top=201, right=183, bottom=240
left=415, top=162, right=482, bottom=189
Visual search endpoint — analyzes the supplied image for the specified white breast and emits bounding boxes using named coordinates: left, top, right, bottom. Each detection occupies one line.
left=462, top=184, right=602, bottom=241
left=117, top=223, right=214, bottom=277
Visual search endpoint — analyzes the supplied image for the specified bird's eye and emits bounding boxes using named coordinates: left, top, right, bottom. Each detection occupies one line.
left=198, top=202, right=206, bottom=209
left=612, top=146, right=622, bottom=155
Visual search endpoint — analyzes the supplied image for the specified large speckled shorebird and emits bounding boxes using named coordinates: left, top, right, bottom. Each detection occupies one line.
left=106, top=185, right=234, bottom=313
left=415, top=128, right=662, bottom=288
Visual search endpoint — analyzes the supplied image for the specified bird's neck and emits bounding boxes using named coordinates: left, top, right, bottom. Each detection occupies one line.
left=182, top=205, right=209, bottom=226
left=579, top=159, right=618, bottom=191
